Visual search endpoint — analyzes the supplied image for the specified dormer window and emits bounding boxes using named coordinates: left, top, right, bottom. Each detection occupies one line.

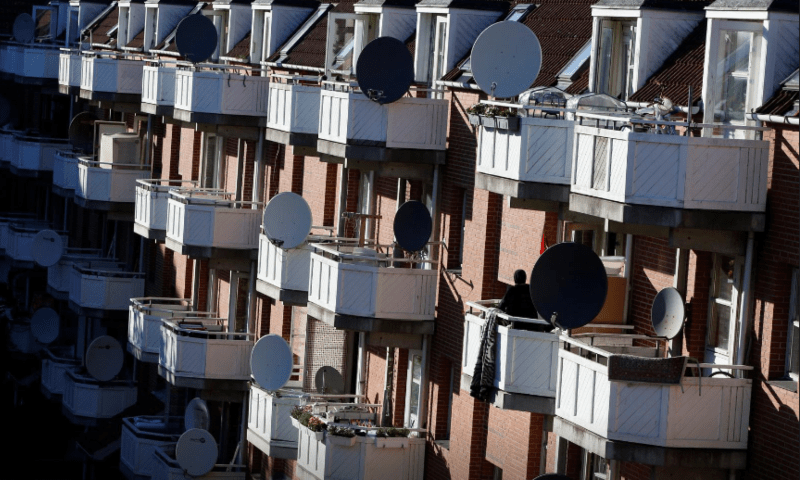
left=251, top=10, right=271, bottom=63
left=204, top=10, right=230, bottom=62
left=712, top=23, right=762, bottom=129
left=144, top=6, right=158, bottom=52
left=595, top=19, right=636, bottom=100
left=119, top=6, right=130, bottom=47
left=353, top=12, right=379, bottom=67
left=326, top=13, right=357, bottom=74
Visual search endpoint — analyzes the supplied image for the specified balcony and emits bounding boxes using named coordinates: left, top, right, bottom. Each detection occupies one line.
left=0, top=213, right=36, bottom=254
left=41, top=346, right=80, bottom=400
left=46, top=248, right=105, bottom=300
left=62, top=369, right=137, bottom=424
left=151, top=446, right=245, bottom=480
left=52, top=149, right=79, bottom=197
left=59, top=51, right=82, bottom=95
left=247, top=383, right=304, bottom=459
left=15, top=44, right=61, bottom=82
left=134, top=179, right=196, bottom=242
left=554, top=334, right=752, bottom=467
left=80, top=53, right=144, bottom=103
left=165, top=189, right=261, bottom=260
left=76, top=156, right=150, bottom=212
left=9, top=319, right=43, bottom=355
left=569, top=113, right=770, bottom=231
left=128, top=297, right=214, bottom=363
left=307, top=243, right=436, bottom=334
left=120, top=416, right=182, bottom=480
left=317, top=82, right=447, bottom=165
left=158, top=318, right=254, bottom=390
left=265, top=75, right=322, bottom=148
left=296, top=423, right=425, bottom=480
left=0, top=129, right=23, bottom=166
left=173, top=66, right=269, bottom=126
left=141, top=62, right=177, bottom=116
left=7, top=224, right=67, bottom=267
left=69, top=262, right=145, bottom=316
left=9, top=134, right=70, bottom=177
left=1, top=44, right=23, bottom=78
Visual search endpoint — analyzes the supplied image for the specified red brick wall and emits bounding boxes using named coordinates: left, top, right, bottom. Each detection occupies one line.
left=303, top=316, right=349, bottom=393
left=628, top=236, right=676, bottom=339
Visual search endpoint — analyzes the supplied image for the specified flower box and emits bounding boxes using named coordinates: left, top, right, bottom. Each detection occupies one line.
left=376, top=437, right=409, bottom=449
left=328, top=435, right=357, bottom=447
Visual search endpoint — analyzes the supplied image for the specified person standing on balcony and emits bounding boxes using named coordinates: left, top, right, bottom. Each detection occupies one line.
left=499, top=269, right=539, bottom=320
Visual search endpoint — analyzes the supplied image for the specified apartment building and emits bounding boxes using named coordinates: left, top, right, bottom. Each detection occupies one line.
left=0, top=0, right=796, bottom=479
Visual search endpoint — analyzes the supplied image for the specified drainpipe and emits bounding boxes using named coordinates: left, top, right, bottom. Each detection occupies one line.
left=234, top=138, right=244, bottom=202
left=365, top=171, right=376, bottom=241
left=735, top=232, right=755, bottom=371
left=355, top=332, right=366, bottom=396
left=252, top=129, right=265, bottom=205
left=428, top=165, right=441, bottom=269
left=747, top=112, right=799, bottom=125
left=237, top=390, right=248, bottom=465
left=417, top=334, right=430, bottom=430
left=191, top=259, right=201, bottom=309
left=246, top=260, right=256, bottom=335
left=336, top=166, right=349, bottom=237
left=670, top=248, right=689, bottom=357
left=622, top=234, right=634, bottom=324
left=145, top=114, right=152, bottom=166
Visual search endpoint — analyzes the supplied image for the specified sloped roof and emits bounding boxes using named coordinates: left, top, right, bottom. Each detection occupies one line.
left=87, top=4, right=120, bottom=47
left=226, top=32, right=251, bottom=59
left=707, top=0, right=799, bottom=12
left=593, top=0, right=710, bottom=10
left=757, top=70, right=799, bottom=117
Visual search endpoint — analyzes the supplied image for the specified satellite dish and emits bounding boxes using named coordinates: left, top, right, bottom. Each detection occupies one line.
left=184, top=397, right=210, bottom=431
left=31, top=307, right=59, bottom=344
left=85, top=335, right=124, bottom=382
left=176, top=428, right=218, bottom=477
left=356, top=37, right=414, bottom=105
left=393, top=201, right=432, bottom=253
left=250, top=334, right=293, bottom=391
left=68, top=112, right=98, bottom=152
left=13, top=14, right=35, bottom=43
left=534, top=475, right=571, bottom=480
left=651, top=287, right=685, bottom=339
left=175, top=15, right=218, bottom=64
left=32, top=230, right=64, bottom=267
left=529, top=242, right=608, bottom=330
left=471, top=21, right=542, bottom=99
left=314, top=366, right=344, bottom=395
left=262, top=192, right=313, bottom=250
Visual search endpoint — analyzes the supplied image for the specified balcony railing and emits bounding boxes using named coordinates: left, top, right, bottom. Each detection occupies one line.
left=69, top=263, right=145, bottom=312
left=9, top=319, right=42, bottom=354
left=266, top=75, right=321, bottom=144
left=571, top=113, right=769, bottom=213
left=159, top=319, right=254, bottom=384
left=76, top=157, right=150, bottom=205
left=142, top=63, right=178, bottom=111
left=62, top=369, right=137, bottom=420
left=555, top=334, right=753, bottom=449
left=52, top=149, right=79, bottom=195
left=46, top=249, right=106, bottom=298
left=7, top=224, right=67, bottom=264
left=80, top=53, right=144, bottom=97
left=120, top=416, right=182, bottom=479
left=248, top=384, right=304, bottom=457
left=165, top=189, right=261, bottom=255
left=134, top=179, right=197, bottom=241
left=0, top=214, right=37, bottom=254
left=0, top=129, right=22, bottom=165
left=41, top=346, right=80, bottom=399
left=2, top=45, right=23, bottom=76
left=308, top=243, right=436, bottom=323
left=9, top=135, right=70, bottom=175
left=59, top=51, right=82, bottom=90
left=128, top=297, right=216, bottom=363
left=318, top=82, right=447, bottom=151
left=152, top=446, right=245, bottom=480
left=16, top=44, right=61, bottom=79
left=174, top=64, right=269, bottom=120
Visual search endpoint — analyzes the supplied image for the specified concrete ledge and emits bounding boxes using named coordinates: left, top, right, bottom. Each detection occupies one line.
left=79, top=89, right=141, bottom=104
left=173, top=108, right=266, bottom=128
left=307, top=301, right=435, bottom=335
left=51, top=184, right=75, bottom=198
left=317, top=139, right=446, bottom=165
left=164, top=237, right=257, bottom=263
left=552, top=417, right=748, bottom=470
left=58, top=85, right=79, bottom=96
left=247, top=430, right=298, bottom=460
left=73, top=196, right=136, bottom=217
left=476, top=173, right=569, bottom=207
left=265, top=128, right=317, bottom=148
left=460, top=374, right=556, bottom=415
left=133, top=223, right=165, bottom=243
left=140, top=103, right=173, bottom=117
left=69, top=300, right=130, bottom=320
left=255, top=279, right=308, bottom=306
left=15, top=76, right=58, bottom=87
left=126, top=342, right=159, bottom=364
left=45, top=285, right=69, bottom=301
left=8, top=165, right=46, bottom=178
left=157, top=365, right=249, bottom=395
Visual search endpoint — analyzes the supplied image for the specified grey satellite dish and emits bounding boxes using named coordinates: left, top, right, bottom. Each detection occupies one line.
left=315, top=366, right=344, bottom=395
left=68, top=112, right=98, bottom=153
left=356, top=37, right=414, bottom=105
left=250, top=334, right=293, bottom=391
left=13, top=14, right=35, bottom=44
left=85, top=335, right=124, bottom=382
left=175, top=15, right=218, bottom=64
left=31, top=307, right=59, bottom=344
left=471, top=21, right=542, bottom=99
left=176, top=428, right=218, bottom=477
left=651, top=287, right=685, bottom=339
left=393, top=201, right=432, bottom=253
left=263, top=192, right=313, bottom=250
left=184, top=397, right=210, bottom=431
left=32, top=230, right=64, bottom=267
left=530, top=242, right=608, bottom=330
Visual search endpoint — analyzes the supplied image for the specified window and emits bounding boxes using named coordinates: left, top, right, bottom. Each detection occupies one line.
left=712, top=22, right=762, bottom=136
left=251, top=10, right=271, bottom=63
left=200, top=133, right=220, bottom=188
left=327, top=14, right=357, bottom=74
left=431, top=16, right=449, bottom=84
left=787, top=268, right=799, bottom=380
left=204, top=10, right=228, bottom=61
left=145, top=7, right=158, bottom=51
left=119, top=7, right=130, bottom=46
left=67, top=9, right=79, bottom=46
left=583, top=452, right=608, bottom=480
left=404, top=350, right=423, bottom=428
left=706, top=255, right=741, bottom=364
left=354, top=13, right=379, bottom=68
left=595, top=20, right=636, bottom=100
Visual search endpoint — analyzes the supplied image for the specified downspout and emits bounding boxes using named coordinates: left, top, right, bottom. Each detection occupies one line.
left=670, top=248, right=689, bottom=357
left=145, top=114, right=152, bottom=166
left=252, top=129, right=264, bottom=204
left=622, top=234, right=634, bottom=324
left=428, top=165, right=441, bottom=268
left=336, top=166, right=349, bottom=237
left=735, top=232, right=755, bottom=371
left=234, top=138, right=244, bottom=202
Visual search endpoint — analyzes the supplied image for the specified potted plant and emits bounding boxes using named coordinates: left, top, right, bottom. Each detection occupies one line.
left=495, top=108, right=520, bottom=131
left=374, top=427, right=410, bottom=449
left=290, top=405, right=310, bottom=430
left=480, top=106, right=500, bottom=128
left=466, top=104, right=486, bottom=125
left=327, top=425, right=357, bottom=447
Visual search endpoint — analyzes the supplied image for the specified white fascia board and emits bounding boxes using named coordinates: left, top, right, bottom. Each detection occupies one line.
left=705, top=10, right=769, bottom=20
left=591, top=7, right=642, bottom=18
left=355, top=5, right=383, bottom=14
left=416, top=7, right=450, bottom=14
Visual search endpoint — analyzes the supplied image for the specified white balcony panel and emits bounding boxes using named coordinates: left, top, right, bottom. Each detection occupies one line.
left=151, top=447, right=245, bottom=480
left=0, top=130, right=22, bottom=164
left=47, top=251, right=105, bottom=295
left=462, top=312, right=558, bottom=397
left=53, top=150, right=79, bottom=192
left=166, top=194, right=261, bottom=250
left=257, top=233, right=312, bottom=293
left=555, top=346, right=752, bottom=449
left=0, top=214, right=36, bottom=252
left=142, top=65, right=177, bottom=106
left=267, top=81, right=321, bottom=134
left=19, top=46, right=60, bottom=79
left=62, top=371, right=137, bottom=419
left=120, top=417, right=182, bottom=478
left=308, top=246, right=436, bottom=320
left=59, top=52, right=82, bottom=87
left=296, top=427, right=425, bottom=480
left=248, top=384, right=302, bottom=450
left=571, top=126, right=769, bottom=212
left=41, top=347, right=80, bottom=397
left=128, top=297, right=197, bottom=360
left=11, top=136, right=68, bottom=173
left=477, top=117, right=573, bottom=185
left=4, top=45, right=24, bottom=76
left=77, top=159, right=150, bottom=203
left=159, top=321, right=254, bottom=381
left=135, top=180, right=195, bottom=235
left=81, top=56, right=144, bottom=94
left=7, top=225, right=66, bottom=263
left=69, top=264, right=145, bottom=311
left=319, top=88, right=447, bottom=150
left=174, top=69, right=269, bottom=117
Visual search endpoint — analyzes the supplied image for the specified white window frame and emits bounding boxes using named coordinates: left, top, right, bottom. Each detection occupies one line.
left=403, top=349, right=423, bottom=429
left=118, top=6, right=130, bottom=47
left=354, top=12, right=380, bottom=71
left=431, top=16, right=449, bottom=89
left=144, top=6, right=158, bottom=52
left=325, top=13, right=358, bottom=75
left=705, top=254, right=742, bottom=364
left=251, top=9, right=272, bottom=64
left=786, top=268, right=799, bottom=381
left=203, top=10, right=228, bottom=62
left=594, top=19, right=637, bottom=100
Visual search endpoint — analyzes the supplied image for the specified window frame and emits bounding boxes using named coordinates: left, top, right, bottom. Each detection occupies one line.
left=594, top=19, right=637, bottom=100
left=403, top=349, right=423, bottom=429
left=325, top=12, right=358, bottom=75
left=786, top=268, right=799, bottom=380
left=706, top=254, right=742, bottom=361
left=711, top=21, right=763, bottom=131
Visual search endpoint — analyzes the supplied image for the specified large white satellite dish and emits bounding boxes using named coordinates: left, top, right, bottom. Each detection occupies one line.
left=471, top=21, right=542, bottom=99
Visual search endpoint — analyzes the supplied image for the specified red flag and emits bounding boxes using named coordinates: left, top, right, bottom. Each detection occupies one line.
left=540, top=235, right=547, bottom=254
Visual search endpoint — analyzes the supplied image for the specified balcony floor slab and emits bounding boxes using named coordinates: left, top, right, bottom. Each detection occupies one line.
left=133, top=223, right=165, bottom=243
left=46, top=285, right=69, bottom=301
left=569, top=193, right=766, bottom=232
left=68, top=300, right=130, bottom=320
left=9, top=166, right=48, bottom=179
left=460, top=374, right=555, bottom=415
left=165, top=237, right=257, bottom=263
left=157, top=365, right=250, bottom=395
left=255, top=279, right=307, bottom=306
left=79, top=90, right=140, bottom=105
left=51, top=184, right=75, bottom=198
left=15, top=76, right=58, bottom=87
left=307, top=301, right=435, bottom=335
left=173, top=109, right=266, bottom=128
left=74, top=196, right=136, bottom=216
left=59, top=85, right=79, bottom=96
left=553, top=417, right=747, bottom=470
left=265, top=128, right=317, bottom=148
left=140, top=103, right=173, bottom=117
left=476, top=173, right=568, bottom=209
left=247, top=430, right=297, bottom=460
left=126, top=342, right=158, bottom=364
left=317, top=139, right=446, bottom=165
